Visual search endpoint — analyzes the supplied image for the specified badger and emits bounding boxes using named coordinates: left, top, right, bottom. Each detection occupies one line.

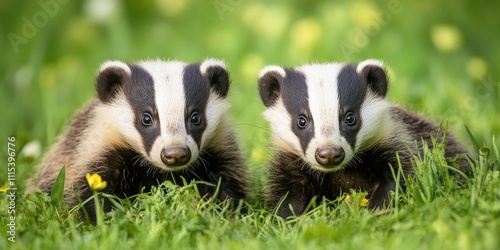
left=258, top=59, right=469, bottom=218
left=31, top=59, right=249, bottom=219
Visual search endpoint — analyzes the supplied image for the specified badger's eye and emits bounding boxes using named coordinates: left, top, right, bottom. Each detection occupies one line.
left=142, top=113, right=153, bottom=126
left=297, top=116, right=308, bottom=129
left=190, top=112, right=202, bottom=125
left=345, top=112, right=356, bottom=126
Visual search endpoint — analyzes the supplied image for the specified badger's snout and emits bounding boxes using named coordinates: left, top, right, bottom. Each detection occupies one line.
left=161, top=147, right=191, bottom=166
left=315, top=146, right=345, bottom=167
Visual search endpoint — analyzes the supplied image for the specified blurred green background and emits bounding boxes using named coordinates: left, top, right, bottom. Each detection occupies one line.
left=1, top=0, right=499, bottom=187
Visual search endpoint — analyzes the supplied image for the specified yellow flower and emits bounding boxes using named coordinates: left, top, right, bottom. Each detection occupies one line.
left=360, top=198, right=369, bottom=207
left=0, top=181, right=9, bottom=192
left=343, top=195, right=352, bottom=203
left=86, top=173, right=107, bottom=191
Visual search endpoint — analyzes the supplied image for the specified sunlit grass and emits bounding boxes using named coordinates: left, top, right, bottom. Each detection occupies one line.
left=0, top=0, right=499, bottom=248
left=2, top=141, right=499, bottom=249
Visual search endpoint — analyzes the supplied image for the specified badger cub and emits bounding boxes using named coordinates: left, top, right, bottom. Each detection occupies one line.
left=258, top=59, right=468, bottom=218
left=33, top=59, right=249, bottom=219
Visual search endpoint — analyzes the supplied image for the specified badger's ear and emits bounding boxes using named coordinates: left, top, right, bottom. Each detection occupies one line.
left=96, top=61, right=131, bottom=103
left=258, top=66, right=286, bottom=108
left=357, top=59, right=388, bottom=98
left=200, top=59, right=230, bottom=98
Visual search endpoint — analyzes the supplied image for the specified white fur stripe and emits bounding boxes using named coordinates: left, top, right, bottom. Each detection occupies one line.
left=99, top=61, right=131, bottom=75
left=259, top=65, right=286, bottom=79
left=356, top=59, right=384, bottom=73
left=138, top=61, right=196, bottom=167
left=200, top=58, right=226, bottom=75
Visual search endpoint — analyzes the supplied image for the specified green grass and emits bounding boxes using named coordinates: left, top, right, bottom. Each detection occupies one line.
left=2, top=139, right=499, bottom=249
left=1, top=0, right=500, bottom=249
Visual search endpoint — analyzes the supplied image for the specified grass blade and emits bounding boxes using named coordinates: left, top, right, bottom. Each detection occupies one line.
left=464, top=125, right=480, bottom=152
left=50, top=166, right=66, bottom=206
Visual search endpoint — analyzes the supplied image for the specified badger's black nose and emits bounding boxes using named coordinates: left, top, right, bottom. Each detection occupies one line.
left=315, top=146, right=345, bottom=166
left=161, top=147, right=191, bottom=166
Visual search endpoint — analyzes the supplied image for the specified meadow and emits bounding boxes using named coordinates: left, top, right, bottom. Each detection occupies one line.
left=0, top=0, right=499, bottom=249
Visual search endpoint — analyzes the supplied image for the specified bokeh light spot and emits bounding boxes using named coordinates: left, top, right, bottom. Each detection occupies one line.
left=290, top=18, right=322, bottom=50
left=431, top=25, right=463, bottom=52
left=466, top=57, right=488, bottom=80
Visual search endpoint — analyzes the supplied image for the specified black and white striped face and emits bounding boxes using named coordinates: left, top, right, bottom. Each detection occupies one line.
left=95, top=59, right=230, bottom=171
left=258, top=60, right=391, bottom=172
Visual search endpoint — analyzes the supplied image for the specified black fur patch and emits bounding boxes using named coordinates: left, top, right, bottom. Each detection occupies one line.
left=258, top=70, right=283, bottom=108
left=360, top=64, right=388, bottom=98
left=337, top=65, right=366, bottom=150
left=96, top=65, right=130, bottom=103
left=125, top=64, right=159, bottom=154
left=183, top=64, right=210, bottom=148
left=281, top=69, right=314, bottom=154
left=204, top=65, right=230, bottom=98
left=75, top=139, right=248, bottom=222
left=266, top=144, right=411, bottom=218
